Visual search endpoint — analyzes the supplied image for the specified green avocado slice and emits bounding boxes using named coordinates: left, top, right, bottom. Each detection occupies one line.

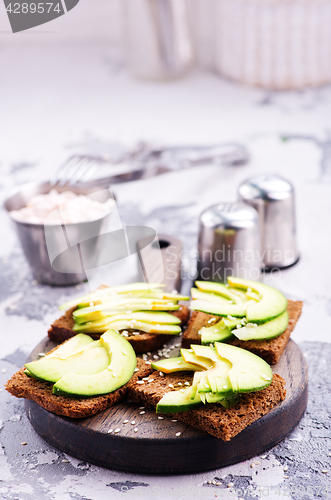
left=156, top=387, right=202, bottom=414
left=233, top=310, right=289, bottom=341
left=214, top=342, right=273, bottom=393
left=190, top=299, right=248, bottom=318
left=52, top=329, right=136, bottom=397
left=199, top=318, right=237, bottom=345
left=74, top=319, right=181, bottom=335
left=191, top=345, right=232, bottom=394
left=227, top=277, right=287, bottom=322
left=151, top=357, right=203, bottom=373
left=191, top=288, right=230, bottom=304
left=195, top=281, right=244, bottom=304
left=24, top=335, right=107, bottom=383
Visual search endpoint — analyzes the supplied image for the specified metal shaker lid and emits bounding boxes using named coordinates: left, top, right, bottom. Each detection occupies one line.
left=197, top=202, right=261, bottom=283
left=238, top=175, right=299, bottom=269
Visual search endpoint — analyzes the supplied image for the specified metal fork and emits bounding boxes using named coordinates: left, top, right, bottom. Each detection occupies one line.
left=51, top=142, right=250, bottom=187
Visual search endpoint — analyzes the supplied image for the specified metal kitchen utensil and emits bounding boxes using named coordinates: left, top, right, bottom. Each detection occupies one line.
left=124, top=0, right=194, bottom=80
left=238, top=174, right=299, bottom=269
left=51, top=142, right=250, bottom=187
left=197, top=202, right=261, bottom=283
left=4, top=181, right=115, bottom=286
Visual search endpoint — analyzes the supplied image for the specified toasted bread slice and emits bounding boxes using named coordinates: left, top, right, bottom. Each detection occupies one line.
left=181, top=300, right=303, bottom=364
left=48, top=305, right=190, bottom=354
left=128, top=369, right=286, bottom=441
left=5, top=358, right=153, bottom=419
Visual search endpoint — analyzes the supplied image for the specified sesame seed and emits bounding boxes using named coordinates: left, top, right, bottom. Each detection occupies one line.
left=107, top=429, right=113, bottom=433
left=136, top=380, right=144, bottom=385
left=139, top=407, right=145, bottom=409
left=123, top=420, right=129, bottom=424
left=184, top=382, right=190, bottom=386
left=175, top=343, right=180, bottom=348
left=159, top=372, right=164, bottom=376
left=227, top=482, right=234, bottom=488
left=114, top=428, right=120, bottom=434
left=38, top=353, right=45, bottom=357
left=142, top=354, right=147, bottom=361
left=283, top=466, right=288, bottom=471
left=158, top=416, right=164, bottom=420
left=62, top=459, right=69, bottom=463
left=140, top=411, right=145, bottom=415
left=132, top=332, right=140, bottom=335
left=284, top=476, right=289, bottom=479
left=21, top=442, right=27, bottom=445
left=172, top=419, right=177, bottom=422
left=147, top=352, right=151, bottom=356
left=131, top=421, right=135, bottom=425
left=170, top=345, right=175, bottom=350
left=164, top=354, right=170, bottom=358
left=134, top=428, right=138, bottom=433
left=145, top=361, right=152, bottom=365
left=134, top=368, right=139, bottom=372
left=261, top=455, right=267, bottom=459
left=208, top=318, right=216, bottom=324
left=142, top=377, right=149, bottom=381
left=175, top=432, right=181, bottom=437
left=153, top=355, right=159, bottom=359
left=168, top=384, right=174, bottom=388
left=322, top=470, right=329, bottom=474
left=177, top=382, right=182, bottom=386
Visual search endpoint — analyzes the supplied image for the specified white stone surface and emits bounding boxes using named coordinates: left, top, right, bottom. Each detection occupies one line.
left=0, top=35, right=330, bottom=500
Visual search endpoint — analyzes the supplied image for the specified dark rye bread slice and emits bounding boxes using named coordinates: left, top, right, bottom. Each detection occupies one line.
left=5, top=358, right=153, bottom=419
left=128, top=370, right=286, bottom=441
left=48, top=305, right=190, bottom=354
left=182, top=300, right=303, bottom=365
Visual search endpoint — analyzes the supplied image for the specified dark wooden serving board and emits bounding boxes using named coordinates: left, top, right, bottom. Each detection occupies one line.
left=24, top=235, right=308, bottom=474
left=25, top=338, right=307, bottom=474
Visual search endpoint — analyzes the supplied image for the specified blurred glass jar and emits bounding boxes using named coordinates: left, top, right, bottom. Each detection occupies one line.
left=124, top=0, right=195, bottom=80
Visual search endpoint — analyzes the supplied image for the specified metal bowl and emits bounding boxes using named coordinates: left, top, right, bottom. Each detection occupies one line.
left=4, top=181, right=115, bottom=286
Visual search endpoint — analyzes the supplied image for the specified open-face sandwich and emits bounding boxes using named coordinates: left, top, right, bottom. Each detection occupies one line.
left=48, top=283, right=190, bottom=353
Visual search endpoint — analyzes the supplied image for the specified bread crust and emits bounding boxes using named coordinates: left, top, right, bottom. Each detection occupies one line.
left=5, top=358, right=153, bottom=419
left=128, top=370, right=286, bottom=441
left=181, top=300, right=303, bottom=364
left=48, top=305, right=190, bottom=354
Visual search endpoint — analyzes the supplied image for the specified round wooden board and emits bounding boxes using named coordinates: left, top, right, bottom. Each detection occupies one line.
left=24, top=337, right=308, bottom=474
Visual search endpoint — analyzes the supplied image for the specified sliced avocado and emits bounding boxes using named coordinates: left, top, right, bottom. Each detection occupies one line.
left=75, top=319, right=181, bottom=335
left=151, top=357, right=203, bottom=373
left=199, top=318, right=236, bottom=345
left=156, top=387, right=202, bottom=414
left=191, top=288, right=230, bottom=304
left=233, top=310, right=289, bottom=341
left=228, top=288, right=248, bottom=302
left=52, top=329, right=136, bottom=397
left=25, top=337, right=109, bottom=383
left=190, top=299, right=248, bottom=318
left=191, top=345, right=232, bottom=394
left=227, top=277, right=287, bottom=322
left=74, top=302, right=180, bottom=324
left=214, top=342, right=273, bottom=393
left=195, top=281, right=244, bottom=304
left=59, top=283, right=165, bottom=310
left=180, top=349, right=214, bottom=370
